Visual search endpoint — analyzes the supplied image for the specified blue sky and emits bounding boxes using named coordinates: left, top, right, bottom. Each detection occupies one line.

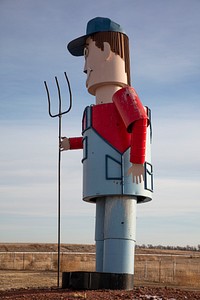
left=0, top=0, right=200, bottom=247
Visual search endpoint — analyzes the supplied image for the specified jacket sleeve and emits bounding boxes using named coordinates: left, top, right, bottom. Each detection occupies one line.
left=130, top=118, right=147, bottom=164
left=112, top=86, right=148, bottom=164
left=69, top=137, right=83, bottom=150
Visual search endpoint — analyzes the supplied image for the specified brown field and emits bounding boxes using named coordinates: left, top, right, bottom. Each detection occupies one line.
left=0, top=244, right=200, bottom=299
left=0, top=243, right=95, bottom=253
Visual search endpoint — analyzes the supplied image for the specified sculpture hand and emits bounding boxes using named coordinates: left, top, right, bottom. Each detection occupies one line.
left=60, top=137, right=70, bottom=151
left=127, top=164, right=144, bottom=184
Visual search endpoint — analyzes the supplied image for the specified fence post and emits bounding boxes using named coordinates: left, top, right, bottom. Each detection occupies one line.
left=144, top=260, right=148, bottom=279
left=173, top=258, right=176, bottom=282
left=159, top=259, right=161, bottom=283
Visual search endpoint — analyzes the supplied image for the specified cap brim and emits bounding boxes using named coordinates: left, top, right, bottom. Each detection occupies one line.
left=67, top=35, right=89, bottom=56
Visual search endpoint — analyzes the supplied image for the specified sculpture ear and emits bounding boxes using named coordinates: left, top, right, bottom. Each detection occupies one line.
left=103, top=42, right=112, bottom=61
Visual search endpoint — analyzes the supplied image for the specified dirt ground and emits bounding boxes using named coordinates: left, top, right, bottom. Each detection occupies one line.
left=0, top=270, right=200, bottom=299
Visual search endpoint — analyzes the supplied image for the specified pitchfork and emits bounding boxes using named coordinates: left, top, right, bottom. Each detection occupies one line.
left=44, top=72, right=72, bottom=287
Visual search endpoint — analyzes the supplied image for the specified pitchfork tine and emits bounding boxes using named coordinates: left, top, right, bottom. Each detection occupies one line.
left=44, top=80, right=54, bottom=118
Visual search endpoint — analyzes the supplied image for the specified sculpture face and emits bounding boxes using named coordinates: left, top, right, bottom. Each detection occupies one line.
left=83, top=37, right=128, bottom=96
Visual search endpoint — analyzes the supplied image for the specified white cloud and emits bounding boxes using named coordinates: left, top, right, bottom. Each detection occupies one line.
left=153, top=113, right=200, bottom=179
left=138, top=177, right=200, bottom=218
left=0, top=120, right=93, bottom=220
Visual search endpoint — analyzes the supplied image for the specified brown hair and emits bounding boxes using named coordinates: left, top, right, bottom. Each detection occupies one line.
left=90, top=31, right=131, bottom=86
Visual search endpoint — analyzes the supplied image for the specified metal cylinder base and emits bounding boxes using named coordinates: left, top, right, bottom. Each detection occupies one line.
left=62, top=271, right=134, bottom=290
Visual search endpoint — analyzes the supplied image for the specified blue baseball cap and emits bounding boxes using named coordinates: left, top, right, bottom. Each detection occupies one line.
left=67, top=17, right=126, bottom=56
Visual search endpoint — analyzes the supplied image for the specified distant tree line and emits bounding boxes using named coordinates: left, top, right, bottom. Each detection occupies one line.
left=136, top=244, right=200, bottom=252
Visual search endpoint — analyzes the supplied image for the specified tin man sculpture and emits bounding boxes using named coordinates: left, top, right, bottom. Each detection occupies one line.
left=61, top=17, right=153, bottom=290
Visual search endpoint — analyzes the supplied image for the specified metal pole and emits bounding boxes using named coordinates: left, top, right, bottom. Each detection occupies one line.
left=55, top=76, right=62, bottom=288
left=57, top=115, right=61, bottom=287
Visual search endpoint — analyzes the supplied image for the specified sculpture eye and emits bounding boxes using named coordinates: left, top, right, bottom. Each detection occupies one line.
left=84, top=47, right=89, bottom=58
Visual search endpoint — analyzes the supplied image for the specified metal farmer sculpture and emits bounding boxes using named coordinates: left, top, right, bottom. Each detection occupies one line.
left=61, top=17, right=153, bottom=282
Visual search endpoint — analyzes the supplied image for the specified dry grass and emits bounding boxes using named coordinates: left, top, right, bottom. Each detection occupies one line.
left=0, top=244, right=200, bottom=290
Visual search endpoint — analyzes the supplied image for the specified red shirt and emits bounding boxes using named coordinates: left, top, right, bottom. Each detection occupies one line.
left=69, top=87, right=148, bottom=164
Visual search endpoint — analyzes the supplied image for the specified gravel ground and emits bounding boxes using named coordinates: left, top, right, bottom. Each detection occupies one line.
left=0, top=271, right=200, bottom=299
left=1, top=286, right=200, bottom=300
